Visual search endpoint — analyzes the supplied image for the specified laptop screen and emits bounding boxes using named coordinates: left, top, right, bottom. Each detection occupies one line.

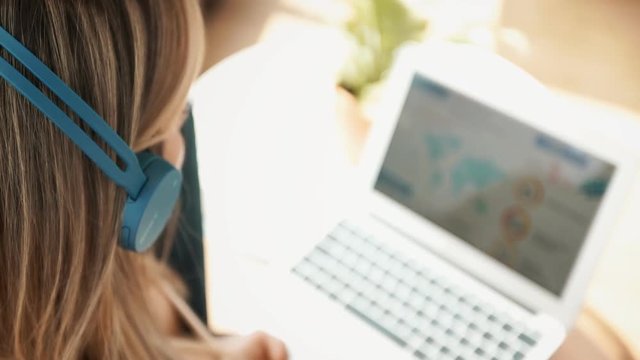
left=374, top=74, right=616, bottom=296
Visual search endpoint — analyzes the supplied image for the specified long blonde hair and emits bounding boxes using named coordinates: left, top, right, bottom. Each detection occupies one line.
left=0, top=0, right=204, bottom=358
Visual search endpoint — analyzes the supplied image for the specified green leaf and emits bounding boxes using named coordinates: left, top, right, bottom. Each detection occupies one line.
left=339, top=0, right=427, bottom=99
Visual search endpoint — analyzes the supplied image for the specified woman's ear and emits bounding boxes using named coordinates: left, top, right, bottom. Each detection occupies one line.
left=161, top=129, right=186, bottom=169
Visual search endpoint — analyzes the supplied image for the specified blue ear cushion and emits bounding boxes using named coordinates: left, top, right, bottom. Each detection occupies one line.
left=120, top=152, right=182, bottom=252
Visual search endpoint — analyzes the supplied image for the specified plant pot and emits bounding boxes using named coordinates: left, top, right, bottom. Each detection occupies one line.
left=335, top=85, right=371, bottom=164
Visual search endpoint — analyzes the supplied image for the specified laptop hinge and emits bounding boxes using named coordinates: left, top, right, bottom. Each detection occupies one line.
left=370, top=213, right=536, bottom=314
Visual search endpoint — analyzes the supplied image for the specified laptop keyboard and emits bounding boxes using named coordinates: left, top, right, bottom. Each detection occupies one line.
left=292, top=221, right=541, bottom=360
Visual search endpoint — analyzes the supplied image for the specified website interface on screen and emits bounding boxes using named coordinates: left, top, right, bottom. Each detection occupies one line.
left=374, top=75, right=615, bottom=296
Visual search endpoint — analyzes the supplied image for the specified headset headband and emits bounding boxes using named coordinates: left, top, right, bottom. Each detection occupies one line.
left=0, top=26, right=146, bottom=199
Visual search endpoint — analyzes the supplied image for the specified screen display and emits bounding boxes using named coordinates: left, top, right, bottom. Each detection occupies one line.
left=374, top=74, right=615, bottom=296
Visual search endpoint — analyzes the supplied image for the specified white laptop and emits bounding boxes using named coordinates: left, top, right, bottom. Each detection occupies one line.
left=268, top=43, right=638, bottom=360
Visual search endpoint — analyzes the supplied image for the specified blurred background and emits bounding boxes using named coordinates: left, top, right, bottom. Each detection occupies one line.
left=198, top=0, right=639, bottom=358
left=201, top=0, right=640, bottom=114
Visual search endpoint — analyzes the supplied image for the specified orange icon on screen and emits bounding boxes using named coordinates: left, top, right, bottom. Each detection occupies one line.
left=500, top=205, right=532, bottom=244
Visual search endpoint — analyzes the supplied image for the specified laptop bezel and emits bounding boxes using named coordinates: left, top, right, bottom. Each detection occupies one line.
left=357, top=42, right=638, bottom=326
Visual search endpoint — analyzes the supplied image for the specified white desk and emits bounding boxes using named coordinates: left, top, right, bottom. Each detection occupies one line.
left=191, top=35, right=640, bottom=358
left=191, top=30, right=360, bottom=335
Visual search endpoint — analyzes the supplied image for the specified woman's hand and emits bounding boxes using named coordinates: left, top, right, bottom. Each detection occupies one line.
left=170, top=331, right=288, bottom=360
left=214, top=332, right=288, bottom=360
left=152, top=276, right=287, bottom=360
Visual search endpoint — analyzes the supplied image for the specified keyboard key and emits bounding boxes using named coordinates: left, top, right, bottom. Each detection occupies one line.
left=440, top=346, right=452, bottom=356
left=341, top=251, right=359, bottom=268
left=451, top=320, right=469, bottom=338
left=389, top=298, right=409, bottom=319
left=423, top=302, right=440, bottom=319
left=392, top=319, right=413, bottom=340
left=482, top=340, right=500, bottom=356
left=407, top=290, right=425, bottom=310
left=495, top=349, right=516, bottom=360
left=354, top=258, right=373, bottom=276
left=368, top=266, right=386, bottom=283
left=406, top=331, right=425, bottom=350
left=335, top=286, right=357, bottom=304
left=438, top=311, right=455, bottom=329
left=467, top=329, right=485, bottom=348
left=399, top=267, right=419, bottom=285
left=483, top=332, right=495, bottom=342
left=351, top=295, right=372, bottom=312
left=418, top=340, right=441, bottom=359
left=395, top=281, right=413, bottom=300
left=459, top=336, right=471, bottom=347
left=531, top=331, right=541, bottom=342
left=320, top=240, right=347, bottom=260
left=413, top=350, right=427, bottom=359
left=308, top=270, right=331, bottom=288
left=381, top=274, right=399, bottom=293
left=331, top=262, right=356, bottom=283
left=380, top=313, right=399, bottom=331
left=293, top=260, right=318, bottom=278
left=518, top=333, right=537, bottom=347
left=468, top=322, right=480, bottom=332
left=327, top=276, right=347, bottom=293
left=498, top=340, right=510, bottom=351
left=368, top=303, right=386, bottom=321
left=387, top=258, right=407, bottom=275
left=405, top=309, right=424, bottom=330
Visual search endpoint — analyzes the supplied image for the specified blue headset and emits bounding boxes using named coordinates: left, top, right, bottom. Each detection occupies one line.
left=0, top=26, right=182, bottom=252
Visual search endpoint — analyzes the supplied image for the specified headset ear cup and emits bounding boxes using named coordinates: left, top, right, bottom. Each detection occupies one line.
left=121, top=153, right=182, bottom=252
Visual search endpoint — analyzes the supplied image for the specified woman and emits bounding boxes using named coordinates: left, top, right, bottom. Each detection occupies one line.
left=0, top=1, right=287, bottom=358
